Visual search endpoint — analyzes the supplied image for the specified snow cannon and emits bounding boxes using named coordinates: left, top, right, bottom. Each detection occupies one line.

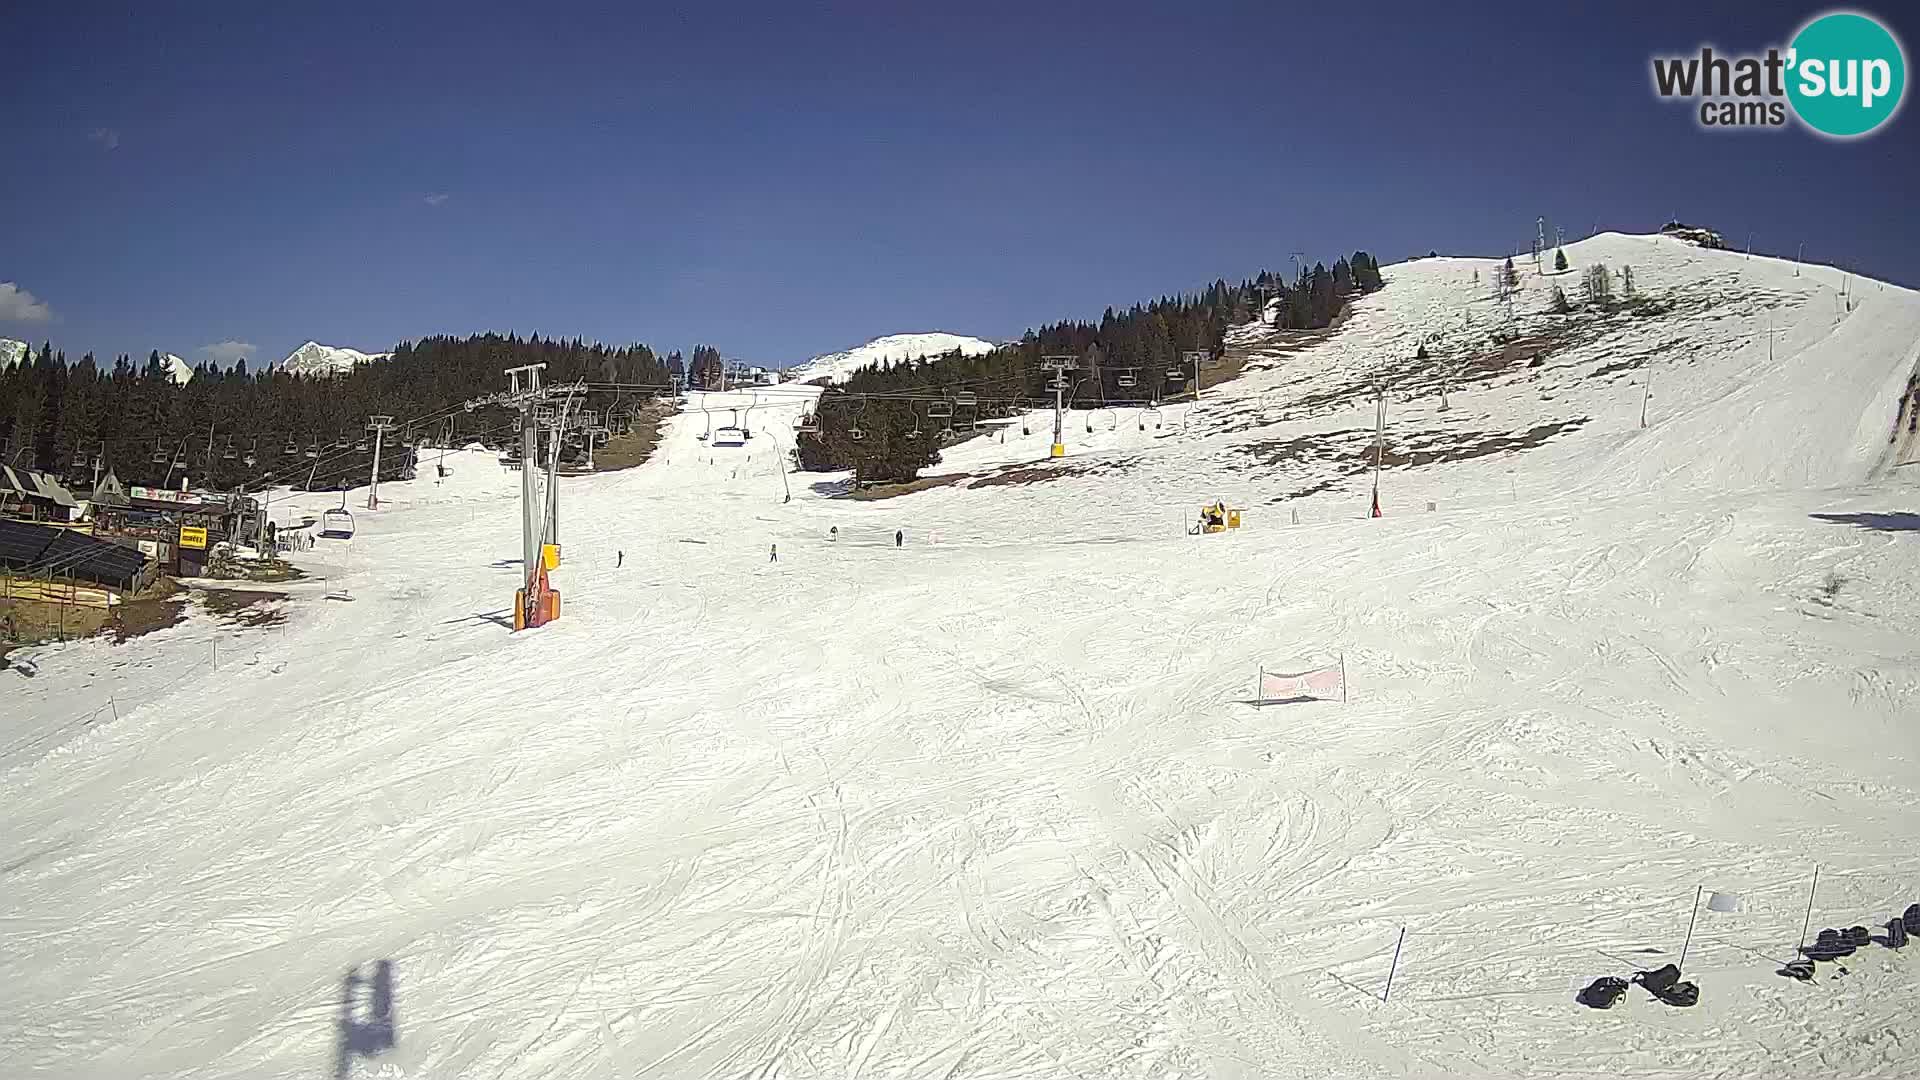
left=1194, top=502, right=1243, bottom=534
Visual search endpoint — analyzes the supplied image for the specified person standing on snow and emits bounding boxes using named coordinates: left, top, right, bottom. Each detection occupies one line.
left=770, top=543, right=778, bottom=563
left=617, top=550, right=624, bottom=568
left=829, top=526, right=838, bottom=543
left=895, top=529, right=903, bottom=548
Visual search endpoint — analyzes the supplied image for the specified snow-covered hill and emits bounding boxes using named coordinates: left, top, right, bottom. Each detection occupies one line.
left=786, top=330, right=997, bottom=384
left=0, top=337, right=27, bottom=369
left=5, top=233, right=1918, bottom=1080
left=160, top=352, right=194, bottom=385
left=278, top=340, right=392, bottom=377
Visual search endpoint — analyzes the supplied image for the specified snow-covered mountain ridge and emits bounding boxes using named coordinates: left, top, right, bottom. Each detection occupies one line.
left=278, top=341, right=392, bottom=377
left=786, top=331, right=997, bottom=384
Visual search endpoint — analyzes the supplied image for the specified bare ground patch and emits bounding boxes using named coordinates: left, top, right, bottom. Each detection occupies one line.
left=594, top=400, right=676, bottom=472
left=195, top=587, right=290, bottom=629
left=847, top=474, right=970, bottom=501
left=966, top=457, right=1138, bottom=489
left=1241, top=418, right=1590, bottom=500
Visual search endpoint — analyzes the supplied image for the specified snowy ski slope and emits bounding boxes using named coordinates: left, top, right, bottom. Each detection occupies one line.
left=4, top=234, right=1918, bottom=1079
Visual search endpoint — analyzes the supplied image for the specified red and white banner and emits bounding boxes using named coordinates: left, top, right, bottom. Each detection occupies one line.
left=1258, top=660, right=1345, bottom=702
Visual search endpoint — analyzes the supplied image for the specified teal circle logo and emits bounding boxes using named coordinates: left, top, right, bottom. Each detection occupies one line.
left=1787, top=11, right=1906, bottom=137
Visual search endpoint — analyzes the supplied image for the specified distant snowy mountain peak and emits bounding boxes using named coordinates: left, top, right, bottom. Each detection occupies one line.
left=279, top=341, right=392, bottom=377
left=1, top=338, right=27, bottom=369
left=788, top=332, right=998, bottom=384
left=161, top=353, right=195, bottom=385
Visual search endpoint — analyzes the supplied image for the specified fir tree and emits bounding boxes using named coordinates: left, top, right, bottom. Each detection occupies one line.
left=1553, top=248, right=1568, bottom=272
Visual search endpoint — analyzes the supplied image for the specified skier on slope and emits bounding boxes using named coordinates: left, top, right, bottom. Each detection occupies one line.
left=770, top=543, right=778, bottom=563
left=617, top=550, right=624, bottom=568
left=895, top=529, right=904, bottom=548
left=829, top=526, right=838, bottom=542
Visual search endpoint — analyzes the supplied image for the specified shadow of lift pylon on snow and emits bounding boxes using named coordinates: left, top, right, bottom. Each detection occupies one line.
left=332, top=960, right=397, bottom=1080
left=1810, top=511, right=1920, bottom=533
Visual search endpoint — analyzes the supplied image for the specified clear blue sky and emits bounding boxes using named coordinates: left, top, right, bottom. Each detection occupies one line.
left=4, top=1, right=1915, bottom=370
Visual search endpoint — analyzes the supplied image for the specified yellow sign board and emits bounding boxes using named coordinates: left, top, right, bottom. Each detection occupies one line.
left=178, top=525, right=208, bottom=550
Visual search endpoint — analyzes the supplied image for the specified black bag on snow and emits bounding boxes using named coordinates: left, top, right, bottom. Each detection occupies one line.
left=1657, top=980, right=1700, bottom=1007
left=1577, top=976, right=1629, bottom=1009
left=1806, top=928, right=1851, bottom=961
left=1885, top=918, right=1908, bottom=949
left=1777, top=959, right=1816, bottom=981
left=1635, top=964, right=1681, bottom=995
left=1843, top=925, right=1872, bottom=948
left=1903, top=903, right=1920, bottom=935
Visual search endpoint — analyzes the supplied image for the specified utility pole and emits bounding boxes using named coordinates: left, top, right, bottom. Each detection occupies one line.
left=1182, top=350, right=1209, bottom=402
left=1641, top=359, right=1654, bottom=428
left=1041, top=355, right=1078, bottom=459
left=365, top=415, right=394, bottom=509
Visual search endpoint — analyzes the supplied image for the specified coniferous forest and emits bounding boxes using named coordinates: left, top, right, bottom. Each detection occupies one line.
left=0, top=335, right=673, bottom=492
left=797, top=252, right=1383, bottom=483
left=1, top=250, right=1382, bottom=493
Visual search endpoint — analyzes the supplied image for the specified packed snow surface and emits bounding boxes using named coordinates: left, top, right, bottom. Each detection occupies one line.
left=279, top=341, right=394, bottom=377
left=4, top=235, right=1919, bottom=1079
left=787, top=331, right=998, bottom=384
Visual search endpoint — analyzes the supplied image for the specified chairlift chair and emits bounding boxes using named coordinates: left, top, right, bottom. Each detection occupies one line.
left=1117, top=369, right=1138, bottom=389
left=848, top=397, right=867, bottom=442
left=244, top=439, right=258, bottom=466
left=151, top=440, right=168, bottom=464
left=305, top=441, right=320, bottom=459
left=954, top=391, right=977, bottom=408
left=928, top=400, right=954, bottom=419
left=222, top=437, right=237, bottom=460
left=355, top=437, right=370, bottom=452
left=282, top=437, right=298, bottom=456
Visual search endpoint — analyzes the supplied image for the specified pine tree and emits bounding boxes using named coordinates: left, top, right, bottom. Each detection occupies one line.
left=1553, top=248, right=1568, bottom=272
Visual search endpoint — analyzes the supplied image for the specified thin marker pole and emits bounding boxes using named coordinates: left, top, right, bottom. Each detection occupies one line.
left=1795, top=865, right=1820, bottom=961
left=1678, top=885, right=1702, bottom=972
left=1383, top=927, right=1407, bottom=1002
